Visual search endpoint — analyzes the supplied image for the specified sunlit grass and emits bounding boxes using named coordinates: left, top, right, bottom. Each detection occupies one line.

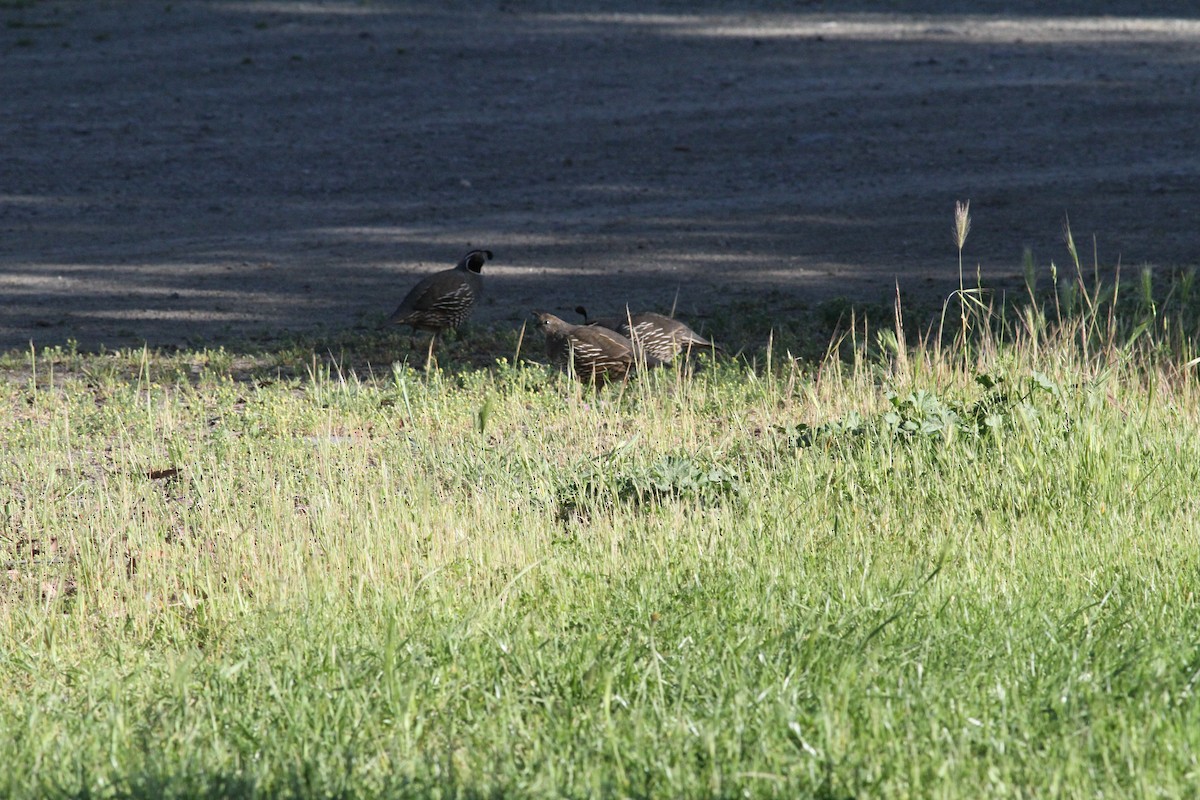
left=2, top=256, right=1200, bottom=798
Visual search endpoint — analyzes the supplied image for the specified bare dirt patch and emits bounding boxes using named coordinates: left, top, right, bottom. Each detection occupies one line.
left=3, top=1, right=1198, bottom=352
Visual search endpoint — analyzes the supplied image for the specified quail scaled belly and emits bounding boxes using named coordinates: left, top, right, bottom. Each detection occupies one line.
left=385, top=249, right=492, bottom=334
left=534, top=311, right=658, bottom=386
left=575, top=306, right=720, bottom=362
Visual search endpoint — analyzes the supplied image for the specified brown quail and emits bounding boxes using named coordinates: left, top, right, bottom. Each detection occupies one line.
left=385, top=249, right=492, bottom=334
left=575, top=306, right=721, bottom=363
left=534, top=311, right=660, bottom=386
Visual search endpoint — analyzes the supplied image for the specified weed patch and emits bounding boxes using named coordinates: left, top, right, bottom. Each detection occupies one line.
left=787, top=369, right=1069, bottom=449
left=557, top=447, right=740, bottom=522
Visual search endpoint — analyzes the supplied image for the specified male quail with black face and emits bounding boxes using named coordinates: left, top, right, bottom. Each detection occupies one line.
left=534, top=311, right=658, bottom=386
left=385, top=249, right=492, bottom=335
left=575, top=306, right=721, bottom=363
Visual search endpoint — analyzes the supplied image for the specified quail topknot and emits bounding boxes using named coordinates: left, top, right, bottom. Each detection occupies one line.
left=575, top=306, right=721, bottom=363
left=534, top=311, right=661, bottom=386
left=385, top=249, right=492, bottom=335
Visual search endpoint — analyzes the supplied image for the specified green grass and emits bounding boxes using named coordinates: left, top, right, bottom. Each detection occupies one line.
left=3, top=262, right=1200, bottom=797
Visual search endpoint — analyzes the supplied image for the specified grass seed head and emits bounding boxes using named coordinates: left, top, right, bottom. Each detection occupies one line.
left=954, top=200, right=971, bottom=251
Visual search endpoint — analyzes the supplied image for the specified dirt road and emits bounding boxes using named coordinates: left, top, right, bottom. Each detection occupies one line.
left=3, top=1, right=1198, bottom=351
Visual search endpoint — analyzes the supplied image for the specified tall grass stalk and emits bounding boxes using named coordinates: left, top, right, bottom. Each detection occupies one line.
left=942, top=200, right=988, bottom=365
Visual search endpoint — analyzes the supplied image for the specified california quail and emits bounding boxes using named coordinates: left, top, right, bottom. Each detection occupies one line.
left=385, top=249, right=492, bottom=334
left=534, top=311, right=659, bottom=386
left=575, top=306, right=721, bottom=363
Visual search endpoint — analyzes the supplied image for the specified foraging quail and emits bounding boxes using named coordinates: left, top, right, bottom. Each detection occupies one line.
left=385, top=249, right=492, bottom=334
left=534, top=311, right=659, bottom=386
left=575, top=306, right=721, bottom=363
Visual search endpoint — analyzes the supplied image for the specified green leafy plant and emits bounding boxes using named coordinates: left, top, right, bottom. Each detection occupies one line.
left=557, top=450, right=740, bottom=520
left=787, top=369, right=1067, bottom=448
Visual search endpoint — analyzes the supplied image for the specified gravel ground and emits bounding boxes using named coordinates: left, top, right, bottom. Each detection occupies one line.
left=2, top=0, right=1198, bottom=351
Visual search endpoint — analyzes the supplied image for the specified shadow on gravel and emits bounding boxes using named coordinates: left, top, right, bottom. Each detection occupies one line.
left=3, top=0, right=1198, bottom=352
